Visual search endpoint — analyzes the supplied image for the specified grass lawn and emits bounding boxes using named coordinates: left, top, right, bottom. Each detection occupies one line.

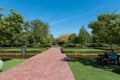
left=1, top=59, right=25, bottom=72
left=62, top=48, right=104, bottom=54
left=68, top=58, right=120, bottom=80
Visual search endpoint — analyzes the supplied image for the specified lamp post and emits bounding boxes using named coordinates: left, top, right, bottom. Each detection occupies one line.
left=21, top=46, right=26, bottom=58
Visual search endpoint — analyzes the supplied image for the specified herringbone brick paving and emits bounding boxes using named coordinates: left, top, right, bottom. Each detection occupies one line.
left=0, top=47, right=75, bottom=80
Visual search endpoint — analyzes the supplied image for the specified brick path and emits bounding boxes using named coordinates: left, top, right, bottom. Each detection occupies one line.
left=0, top=47, right=75, bottom=80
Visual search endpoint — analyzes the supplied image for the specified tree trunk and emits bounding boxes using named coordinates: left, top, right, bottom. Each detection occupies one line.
left=11, top=44, right=14, bottom=47
left=0, top=44, right=2, bottom=48
left=109, top=42, right=112, bottom=49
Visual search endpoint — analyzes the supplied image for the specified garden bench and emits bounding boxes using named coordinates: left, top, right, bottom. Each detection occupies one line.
left=97, top=54, right=120, bottom=65
left=97, top=55, right=109, bottom=65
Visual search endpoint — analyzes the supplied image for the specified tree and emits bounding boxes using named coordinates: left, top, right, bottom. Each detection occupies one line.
left=14, top=32, right=31, bottom=46
left=30, top=19, right=50, bottom=47
left=88, top=12, right=120, bottom=48
left=5, top=9, right=24, bottom=47
left=0, top=8, right=52, bottom=47
left=57, top=34, right=71, bottom=45
left=0, top=9, right=5, bottom=47
left=68, top=33, right=77, bottom=43
left=48, top=34, right=56, bottom=46
left=78, top=25, right=91, bottom=46
left=23, top=21, right=31, bottom=32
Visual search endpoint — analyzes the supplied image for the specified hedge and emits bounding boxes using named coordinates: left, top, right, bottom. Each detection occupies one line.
left=0, top=48, right=47, bottom=53
left=0, top=60, right=3, bottom=71
left=61, top=48, right=104, bottom=54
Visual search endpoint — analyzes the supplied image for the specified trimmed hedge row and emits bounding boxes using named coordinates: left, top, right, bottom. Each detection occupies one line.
left=0, top=50, right=41, bottom=53
left=0, top=48, right=47, bottom=53
left=63, top=50, right=104, bottom=54
left=61, top=48, right=104, bottom=54
left=0, top=53, right=40, bottom=59
left=66, top=54, right=98, bottom=59
left=0, top=48, right=48, bottom=59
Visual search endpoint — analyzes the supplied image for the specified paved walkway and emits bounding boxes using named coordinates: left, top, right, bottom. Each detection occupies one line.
left=0, top=47, right=75, bottom=80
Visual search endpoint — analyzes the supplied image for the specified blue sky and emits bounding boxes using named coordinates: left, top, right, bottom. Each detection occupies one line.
left=0, top=0, right=120, bottom=38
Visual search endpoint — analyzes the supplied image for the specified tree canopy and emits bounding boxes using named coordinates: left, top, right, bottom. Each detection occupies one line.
left=78, top=25, right=91, bottom=46
left=0, top=8, right=55, bottom=47
left=88, top=12, right=120, bottom=48
left=0, top=8, right=24, bottom=47
left=2, top=8, right=120, bottom=48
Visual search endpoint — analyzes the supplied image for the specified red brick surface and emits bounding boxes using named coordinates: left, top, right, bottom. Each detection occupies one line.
left=0, top=47, right=75, bottom=80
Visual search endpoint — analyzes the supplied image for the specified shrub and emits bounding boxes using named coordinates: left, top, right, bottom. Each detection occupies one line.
left=0, top=60, right=4, bottom=71
left=66, top=54, right=98, bottom=59
left=63, top=43, right=76, bottom=47
left=87, top=43, right=105, bottom=47
left=75, top=44, right=82, bottom=47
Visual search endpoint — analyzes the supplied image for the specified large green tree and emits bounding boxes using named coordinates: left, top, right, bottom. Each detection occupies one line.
left=0, top=8, right=7, bottom=47
left=0, top=8, right=54, bottom=47
left=88, top=12, right=120, bottom=48
left=48, top=34, right=56, bottom=46
left=0, top=8, right=24, bottom=47
left=68, top=33, right=77, bottom=43
left=14, top=32, right=31, bottom=46
left=5, top=9, right=24, bottom=47
left=78, top=25, right=91, bottom=46
left=30, top=19, right=50, bottom=47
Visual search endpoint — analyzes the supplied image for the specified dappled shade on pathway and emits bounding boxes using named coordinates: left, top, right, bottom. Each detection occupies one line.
left=0, top=47, right=75, bottom=80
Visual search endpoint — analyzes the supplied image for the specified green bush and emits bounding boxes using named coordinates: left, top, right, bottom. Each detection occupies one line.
left=63, top=43, right=76, bottom=47
left=75, top=44, right=82, bottom=47
left=87, top=43, right=105, bottom=47
left=0, top=60, right=4, bottom=71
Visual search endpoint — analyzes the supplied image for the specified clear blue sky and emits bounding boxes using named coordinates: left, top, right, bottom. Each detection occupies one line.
left=0, top=0, right=120, bottom=38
